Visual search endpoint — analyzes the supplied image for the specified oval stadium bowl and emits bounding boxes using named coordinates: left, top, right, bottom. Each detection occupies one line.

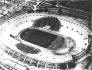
left=0, top=1, right=91, bottom=70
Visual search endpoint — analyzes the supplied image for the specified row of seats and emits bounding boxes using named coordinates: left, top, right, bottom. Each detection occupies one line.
left=4, top=47, right=76, bottom=69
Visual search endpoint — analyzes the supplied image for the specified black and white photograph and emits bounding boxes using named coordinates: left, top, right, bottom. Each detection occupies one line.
left=0, top=0, right=92, bottom=70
